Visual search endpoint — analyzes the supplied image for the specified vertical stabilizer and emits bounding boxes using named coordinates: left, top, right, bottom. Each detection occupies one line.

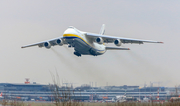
left=99, top=24, right=105, bottom=35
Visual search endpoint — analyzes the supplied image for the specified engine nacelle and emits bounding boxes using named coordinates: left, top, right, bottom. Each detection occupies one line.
left=96, top=37, right=104, bottom=44
left=44, top=42, right=51, bottom=49
left=114, top=39, right=122, bottom=46
left=55, top=39, right=63, bottom=46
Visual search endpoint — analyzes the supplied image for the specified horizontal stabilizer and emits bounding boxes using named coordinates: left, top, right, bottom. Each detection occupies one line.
left=106, top=47, right=130, bottom=50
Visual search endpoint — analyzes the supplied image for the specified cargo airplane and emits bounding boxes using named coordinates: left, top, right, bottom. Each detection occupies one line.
left=22, top=24, right=163, bottom=57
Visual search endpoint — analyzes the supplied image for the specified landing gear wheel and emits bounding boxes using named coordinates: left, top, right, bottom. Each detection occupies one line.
left=68, top=45, right=72, bottom=48
left=74, top=52, right=81, bottom=57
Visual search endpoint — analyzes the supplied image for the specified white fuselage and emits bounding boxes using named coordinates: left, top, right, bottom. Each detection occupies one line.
left=63, top=27, right=106, bottom=56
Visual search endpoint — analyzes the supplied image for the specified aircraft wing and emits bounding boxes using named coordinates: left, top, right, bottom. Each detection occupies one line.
left=86, top=33, right=163, bottom=44
left=106, top=47, right=130, bottom=50
left=21, top=37, right=66, bottom=48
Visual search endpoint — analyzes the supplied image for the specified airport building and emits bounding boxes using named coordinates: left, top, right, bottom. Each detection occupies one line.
left=0, top=83, right=51, bottom=91
left=0, top=80, right=178, bottom=101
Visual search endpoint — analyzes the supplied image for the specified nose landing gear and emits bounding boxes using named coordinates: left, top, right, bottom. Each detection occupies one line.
left=74, top=52, right=81, bottom=57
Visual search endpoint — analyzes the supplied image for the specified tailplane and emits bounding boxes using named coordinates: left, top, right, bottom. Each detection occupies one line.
left=99, top=24, right=105, bottom=35
left=106, top=47, right=130, bottom=50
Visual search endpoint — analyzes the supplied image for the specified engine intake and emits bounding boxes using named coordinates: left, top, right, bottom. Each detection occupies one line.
left=44, top=42, right=51, bottom=49
left=114, top=39, right=122, bottom=46
left=55, top=39, right=63, bottom=46
left=96, top=37, right=103, bottom=44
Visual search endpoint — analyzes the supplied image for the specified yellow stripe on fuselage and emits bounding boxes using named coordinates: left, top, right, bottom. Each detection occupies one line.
left=63, top=33, right=80, bottom=38
left=63, top=34, right=105, bottom=53
left=63, top=34, right=90, bottom=45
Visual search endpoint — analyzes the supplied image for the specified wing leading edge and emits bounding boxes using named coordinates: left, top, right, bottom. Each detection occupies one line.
left=21, top=37, right=66, bottom=48
left=86, top=33, right=163, bottom=44
left=106, top=47, right=130, bottom=50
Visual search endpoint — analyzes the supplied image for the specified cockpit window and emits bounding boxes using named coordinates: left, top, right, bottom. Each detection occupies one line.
left=68, top=26, right=74, bottom=29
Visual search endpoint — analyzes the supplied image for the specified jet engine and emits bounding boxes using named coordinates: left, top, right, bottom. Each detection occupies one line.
left=114, top=39, right=122, bottom=46
left=44, top=42, right=51, bottom=49
left=55, top=39, right=63, bottom=46
left=96, top=37, right=103, bottom=44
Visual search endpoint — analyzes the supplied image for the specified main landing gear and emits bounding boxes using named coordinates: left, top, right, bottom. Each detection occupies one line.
left=74, top=52, right=81, bottom=57
left=68, top=45, right=72, bottom=48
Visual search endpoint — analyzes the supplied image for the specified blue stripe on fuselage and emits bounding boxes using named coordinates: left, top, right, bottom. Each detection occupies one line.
left=64, top=37, right=105, bottom=52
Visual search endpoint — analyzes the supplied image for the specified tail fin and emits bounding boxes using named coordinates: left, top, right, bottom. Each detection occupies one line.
left=0, top=92, right=2, bottom=97
left=99, top=24, right=105, bottom=35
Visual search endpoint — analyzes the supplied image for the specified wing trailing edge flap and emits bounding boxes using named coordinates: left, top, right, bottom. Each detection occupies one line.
left=106, top=47, right=130, bottom=50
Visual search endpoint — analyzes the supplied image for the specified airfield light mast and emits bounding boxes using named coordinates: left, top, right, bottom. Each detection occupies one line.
left=25, top=78, right=30, bottom=84
left=157, top=88, right=159, bottom=101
